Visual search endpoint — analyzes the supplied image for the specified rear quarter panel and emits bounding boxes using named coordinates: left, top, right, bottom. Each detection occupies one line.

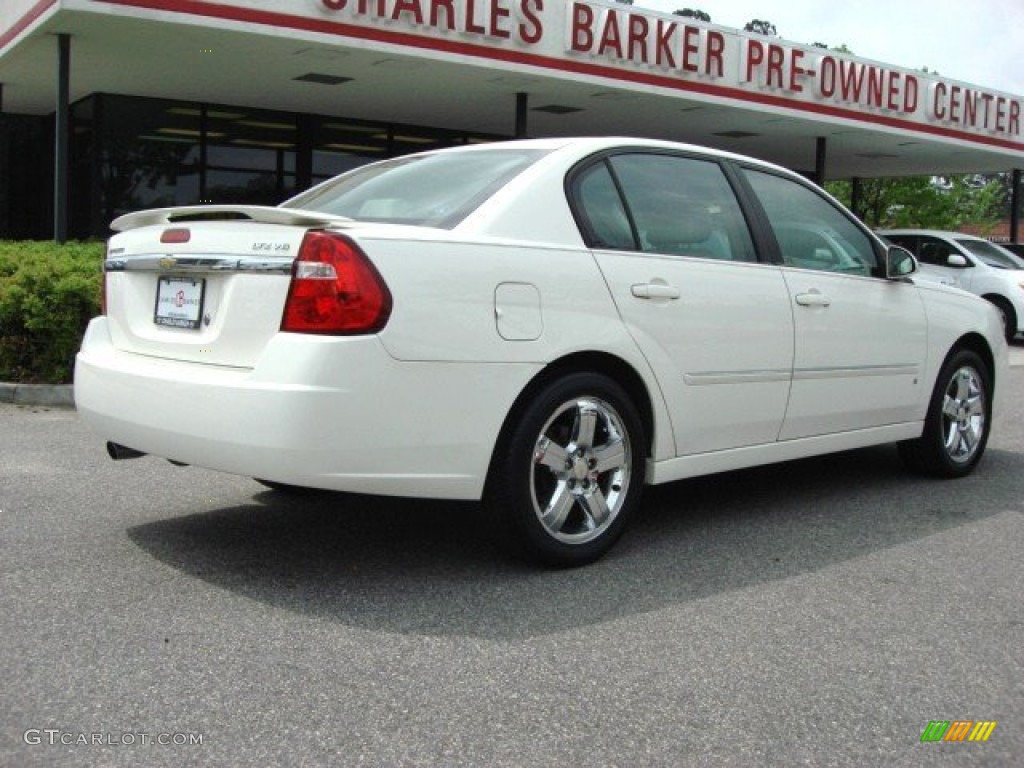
left=364, top=236, right=624, bottom=362
left=354, top=232, right=676, bottom=462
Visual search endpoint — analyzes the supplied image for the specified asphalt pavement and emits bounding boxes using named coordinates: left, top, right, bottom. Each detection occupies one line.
left=1, top=357, right=1022, bottom=766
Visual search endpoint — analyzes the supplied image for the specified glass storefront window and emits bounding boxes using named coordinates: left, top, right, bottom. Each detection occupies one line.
left=0, top=113, right=52, bottom=239
left=58, top=93, right=505, bottom=238
left=206, top=169, right=296, bottom=206
left=96, top=95, right=201, bottom=225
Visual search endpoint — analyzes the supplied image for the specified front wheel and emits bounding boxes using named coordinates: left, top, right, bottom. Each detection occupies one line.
left=485, top=372, right=647, bottom=567
left=899, top=349, right=992, bottom=477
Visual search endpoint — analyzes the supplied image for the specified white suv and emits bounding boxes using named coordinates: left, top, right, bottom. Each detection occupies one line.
left=880, top=230, right=1024, bottom=341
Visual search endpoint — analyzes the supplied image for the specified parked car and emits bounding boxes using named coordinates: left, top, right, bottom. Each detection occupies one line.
left=76, top=138, right=1008, bottom=566
left=879, top=229, right=1024, bottom=341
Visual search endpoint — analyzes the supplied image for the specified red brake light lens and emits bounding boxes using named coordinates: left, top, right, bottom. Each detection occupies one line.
left=160, top=227, right=191, bottom=244
left=281, top=231, right=392, bottom=335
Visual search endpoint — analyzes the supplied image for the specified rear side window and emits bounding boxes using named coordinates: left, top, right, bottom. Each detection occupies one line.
left=284, top=148, right=549, bottom=228
left=572, top=153, right=757, bottom=262
left=743, top=169, right=878, bottom=277
left=573, top=163, right=636, bottom=249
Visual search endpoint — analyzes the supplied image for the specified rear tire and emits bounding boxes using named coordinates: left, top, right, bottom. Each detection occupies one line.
left=899, top=349, right=991, bottom=478
left=485, top=372, right=646, bottom=567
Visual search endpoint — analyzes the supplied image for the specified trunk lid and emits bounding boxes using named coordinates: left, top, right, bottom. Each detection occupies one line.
left=104, top=206, right=350, bottom=367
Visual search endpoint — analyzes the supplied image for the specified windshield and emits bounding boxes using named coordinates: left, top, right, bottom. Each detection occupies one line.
left=282, top=148, right=550, bottom=228
left=956, top=238, right=1024, bottom=269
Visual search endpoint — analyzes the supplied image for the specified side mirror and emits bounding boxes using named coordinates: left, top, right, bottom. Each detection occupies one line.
left=886, top=245, right=918, bottom=279
left=946, top=254, right=969, bottom=268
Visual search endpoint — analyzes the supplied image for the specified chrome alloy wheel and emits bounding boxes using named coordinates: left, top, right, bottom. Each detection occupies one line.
left=530, top=397, right=633, bottom=544
left=940, top=365, right=987, bottom=464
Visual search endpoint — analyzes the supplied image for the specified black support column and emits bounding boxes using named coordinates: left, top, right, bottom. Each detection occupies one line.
left=54, top=34, right=70, bottom=243
left=296, top=114, right=314, bottom=193
left=1011, top=169, right=1021, bottom=244
left=850, top=177, right=863, bottom=221
left=814, top=137, right=827, bottom=185
left=515, top=92, right=528, bottom=139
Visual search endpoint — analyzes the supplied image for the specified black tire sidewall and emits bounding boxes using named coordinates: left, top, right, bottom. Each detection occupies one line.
left=488, top=372, right=646, bottom=567
left=915, top=349, right=992, bottom=477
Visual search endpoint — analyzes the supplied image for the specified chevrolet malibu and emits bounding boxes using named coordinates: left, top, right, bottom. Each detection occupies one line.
left=75, top=137, right=1007, bottom=566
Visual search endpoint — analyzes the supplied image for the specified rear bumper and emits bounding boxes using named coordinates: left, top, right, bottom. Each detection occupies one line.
left=74, top=318, right=540, bottom=499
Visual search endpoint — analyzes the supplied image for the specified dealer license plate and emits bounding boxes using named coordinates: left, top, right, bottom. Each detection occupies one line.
left=154, top=277, right=205, bottom=329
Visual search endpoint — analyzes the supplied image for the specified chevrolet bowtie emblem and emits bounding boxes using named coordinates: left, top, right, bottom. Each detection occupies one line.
left=159, top=257, right=177, bottom=269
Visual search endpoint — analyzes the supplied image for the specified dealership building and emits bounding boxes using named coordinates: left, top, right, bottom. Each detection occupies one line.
left=1, top=0, right=1021, bottom=241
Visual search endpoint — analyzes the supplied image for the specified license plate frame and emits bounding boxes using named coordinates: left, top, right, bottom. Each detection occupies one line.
left=154, top=276, right=206, bottom=329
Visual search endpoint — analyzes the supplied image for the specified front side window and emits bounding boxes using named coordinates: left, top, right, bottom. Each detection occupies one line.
left=571, top=152, right=757, bottom=262
left=744, top=169, right=878, bottom=277
left=283, top=148, right=549, bottom=228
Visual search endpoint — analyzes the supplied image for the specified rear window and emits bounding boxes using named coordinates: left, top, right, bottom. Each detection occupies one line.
left=282, top=148, right=549, bottom=228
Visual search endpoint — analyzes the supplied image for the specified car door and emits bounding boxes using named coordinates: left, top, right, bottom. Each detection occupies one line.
left=741, top=169, right=929, bottom=439
left=572, top=152, right=795, bottom=456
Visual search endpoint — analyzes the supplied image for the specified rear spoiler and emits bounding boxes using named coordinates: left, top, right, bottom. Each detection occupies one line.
left=110, top=205, right=351, bottom=232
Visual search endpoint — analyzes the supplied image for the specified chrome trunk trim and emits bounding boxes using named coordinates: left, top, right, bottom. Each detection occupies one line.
left=105, top=255, right=293, bottom=274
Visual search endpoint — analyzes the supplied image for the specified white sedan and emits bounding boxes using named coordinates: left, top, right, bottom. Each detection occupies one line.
left=879, top=229, right=1024, bottom=342
left=75, top=137, right=1008, bottom=566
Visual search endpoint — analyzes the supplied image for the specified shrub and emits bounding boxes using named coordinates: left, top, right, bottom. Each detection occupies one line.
left=0, top=241, right=105, bottom=384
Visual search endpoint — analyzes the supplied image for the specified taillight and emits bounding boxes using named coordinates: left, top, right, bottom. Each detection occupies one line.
left=281, top=231, right=392, bottom=334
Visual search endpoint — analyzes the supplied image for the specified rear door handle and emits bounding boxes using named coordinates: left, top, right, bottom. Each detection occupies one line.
left=795, top=290, right=831, bottom=307
left=631, top=283, right=681, bottom=300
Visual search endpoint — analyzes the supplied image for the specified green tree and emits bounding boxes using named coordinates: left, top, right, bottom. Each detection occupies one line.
left=826, top=175, right=1006, bottom=230
left=674, top=9, right=711, bottom=22
left=743, top=19, right=777, bottom=35
left=828, top=177, right=947, bottom=228
left=945, top=175, right=1008, bottom=233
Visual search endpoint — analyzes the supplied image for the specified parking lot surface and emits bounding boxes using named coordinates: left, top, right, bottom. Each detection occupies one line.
left=2, top=357, right=1022, bottom=766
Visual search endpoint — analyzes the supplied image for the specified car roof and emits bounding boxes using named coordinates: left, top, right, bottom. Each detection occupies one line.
left=422, top=136, right=803, bottom=179
left=878, top=229, right=989, bottom=242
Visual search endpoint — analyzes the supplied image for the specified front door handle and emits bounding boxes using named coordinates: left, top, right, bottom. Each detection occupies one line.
left=795, top=290, right=831, bottom=307
left=631, top=283, right=681, bottom=300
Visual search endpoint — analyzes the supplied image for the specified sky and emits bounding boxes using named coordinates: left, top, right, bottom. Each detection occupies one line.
left=641, top=0, right=1024, bottom=96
